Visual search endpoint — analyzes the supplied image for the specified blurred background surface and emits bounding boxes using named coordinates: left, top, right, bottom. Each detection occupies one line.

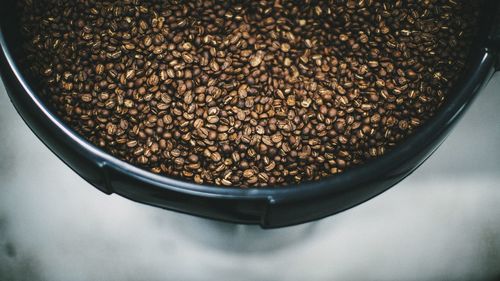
left=0, top=74, right=499, bottom=281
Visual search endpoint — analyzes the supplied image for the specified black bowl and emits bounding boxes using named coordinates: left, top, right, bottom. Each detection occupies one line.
left=1, top=1, right=499, bottom=228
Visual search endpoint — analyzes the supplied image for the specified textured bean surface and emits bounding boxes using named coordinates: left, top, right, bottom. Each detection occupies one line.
left=18, top=0, right=478, bottom=187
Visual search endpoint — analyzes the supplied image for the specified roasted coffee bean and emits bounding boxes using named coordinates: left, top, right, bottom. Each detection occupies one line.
left=19, top=0, right=478, bottom=187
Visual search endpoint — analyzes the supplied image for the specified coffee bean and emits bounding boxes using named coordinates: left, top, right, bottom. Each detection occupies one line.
left=211, top=152, right=222, bottom=162
left=207, top=115, right=219, bottom=124
left=280, top=43, right=290, bottom=53
left=236, top=110, right=246, bottom=121
left=250, top=52, right=264, bottom=67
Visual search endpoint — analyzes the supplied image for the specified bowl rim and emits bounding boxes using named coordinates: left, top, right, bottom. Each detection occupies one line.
left=0, top=1, right=497, bottom=203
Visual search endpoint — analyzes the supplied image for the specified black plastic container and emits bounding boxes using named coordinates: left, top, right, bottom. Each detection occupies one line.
left=1, top=1, right=499, bottom=228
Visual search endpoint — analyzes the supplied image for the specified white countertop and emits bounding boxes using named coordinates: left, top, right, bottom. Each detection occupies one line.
left=1, top=74, right=499, bottom=281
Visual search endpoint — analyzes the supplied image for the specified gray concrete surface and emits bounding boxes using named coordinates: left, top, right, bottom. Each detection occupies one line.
left=0, top=74, right=499, bottom=281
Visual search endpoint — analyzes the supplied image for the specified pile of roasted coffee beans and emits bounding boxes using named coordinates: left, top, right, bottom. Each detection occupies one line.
left=19, top=0, right=478, bottom=187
